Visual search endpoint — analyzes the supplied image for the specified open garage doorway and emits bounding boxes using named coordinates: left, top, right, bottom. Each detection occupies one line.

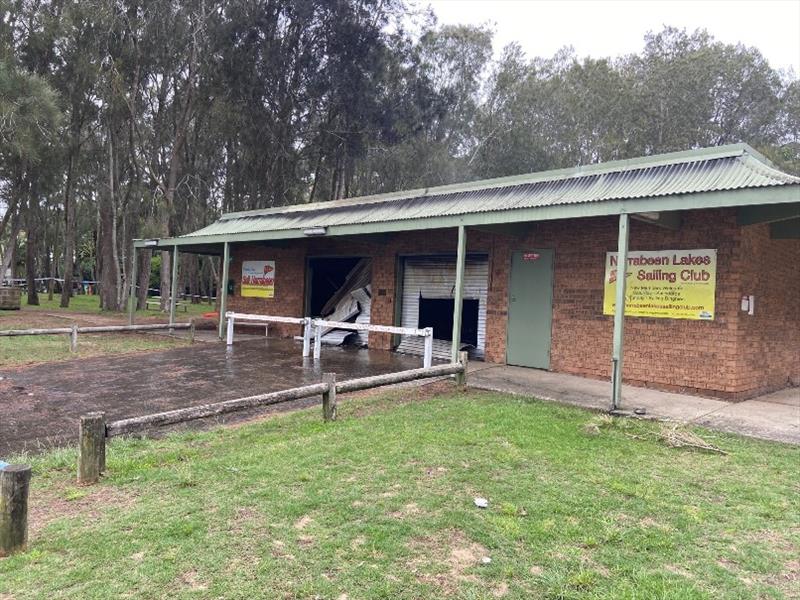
left=307, top=257, right=372, bottom=346
left=398, top=255, right=488, bottom=360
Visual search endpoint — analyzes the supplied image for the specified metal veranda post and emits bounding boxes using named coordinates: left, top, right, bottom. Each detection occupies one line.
left=128, top=246, right=137, bottom=326
left=169, top=245, right=179, bottom=327
left=611, top=213, right=630, bottom=410
left=218, top=242, right=230, bottom=339
left=451, top=225, right=467, bottom=363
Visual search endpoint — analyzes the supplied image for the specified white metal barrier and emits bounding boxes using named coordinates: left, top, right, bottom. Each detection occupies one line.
left=224, top=312, right=435, bottom=368
left=311, top=319, right=434, bottom=367
left=225, top=312, right=313, bottom=357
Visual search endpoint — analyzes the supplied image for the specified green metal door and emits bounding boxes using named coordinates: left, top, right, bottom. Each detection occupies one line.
left=506, top=250, right=554, bottom=369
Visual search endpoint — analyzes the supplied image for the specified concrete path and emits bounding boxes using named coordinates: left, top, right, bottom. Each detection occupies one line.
left=469, top=363, right=800, bottom=445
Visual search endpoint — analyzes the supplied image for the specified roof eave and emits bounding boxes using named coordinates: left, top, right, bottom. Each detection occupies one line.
left=147, top=184, right=799, bottom=249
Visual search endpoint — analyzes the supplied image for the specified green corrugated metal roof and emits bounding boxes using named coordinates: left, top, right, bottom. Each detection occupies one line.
left=158, top=144, right=800, bottom=246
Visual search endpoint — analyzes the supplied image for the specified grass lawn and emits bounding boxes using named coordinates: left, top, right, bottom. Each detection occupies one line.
left=1, top=388, right=798, bottom=599
left=0, top=294, right=209, bottom=367
left=14, top=293, right=213, bottom=318
left=0, top=333, right=190, bottom=367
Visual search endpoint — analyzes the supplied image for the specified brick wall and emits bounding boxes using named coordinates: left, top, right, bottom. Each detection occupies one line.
left=226, top=243, right=307, bottom=337
left=734, top=224, right=800, bottom=396
left=225, top=207, right=798, bottom=399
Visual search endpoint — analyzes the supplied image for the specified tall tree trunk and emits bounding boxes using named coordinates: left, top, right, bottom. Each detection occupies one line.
left=0, top=212, right=21, bottom=288
left=60, top=154, right=76, bottom=307
left=137, top=249, right=151, bottom=309
left=99, top=131, right=120, bottom=311
left=25, top=183, right=40, bottom=306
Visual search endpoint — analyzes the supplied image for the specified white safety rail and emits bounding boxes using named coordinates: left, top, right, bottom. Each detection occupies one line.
left=224, top=312, right=435, bottom=368
left=225, top=312, right=313, bottom=357
left=311, top=319, right=434, bottom=367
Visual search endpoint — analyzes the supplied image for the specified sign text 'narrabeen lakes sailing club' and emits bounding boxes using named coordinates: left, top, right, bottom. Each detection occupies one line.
left=602, top=249, right=717, bottom=320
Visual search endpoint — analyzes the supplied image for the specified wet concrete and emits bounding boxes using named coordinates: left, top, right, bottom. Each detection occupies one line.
left=0, top=338, right=423, bottom=456
left=469, top=363, right=800, bottom=445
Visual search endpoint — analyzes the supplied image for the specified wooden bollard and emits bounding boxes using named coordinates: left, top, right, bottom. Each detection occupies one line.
left=69, top=324, right=78, bottom=353
left=78, top=412, right=106, bottom=484
left=455, top=351, right=468, bottom=387
left=322, top=373, right=337, bottom=422
left=0, top=464, right=32, bottom=557
left=189, top=319, right=196, bottom=343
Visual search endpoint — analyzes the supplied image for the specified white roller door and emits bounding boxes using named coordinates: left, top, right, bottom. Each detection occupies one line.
left=398, top=255, right=488, bottom=358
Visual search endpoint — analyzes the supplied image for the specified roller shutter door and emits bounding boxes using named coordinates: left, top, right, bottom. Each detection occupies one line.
left=398, top=255, right=488, bottom=359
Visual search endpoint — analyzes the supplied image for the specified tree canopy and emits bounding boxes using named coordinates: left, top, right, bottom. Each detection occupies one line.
left=0, top=1, right=797, bottom=308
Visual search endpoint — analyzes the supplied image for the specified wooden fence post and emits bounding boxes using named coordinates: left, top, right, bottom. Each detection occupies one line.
left=0, top=464, right=31, bottom=557
left=322, top=373, right=337, bottom=421
left=456, top=351, right=468, bottom=387
left=189, top=319, right=196, bottom=344
left=69, top=324, right=78, bottom=353
left=78, top=412, right=106, bottom=484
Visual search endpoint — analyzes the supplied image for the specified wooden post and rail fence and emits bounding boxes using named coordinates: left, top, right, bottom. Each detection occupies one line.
left=75, top=352, right=468, bottom=486
left=0, top=322, right=196, bottom=353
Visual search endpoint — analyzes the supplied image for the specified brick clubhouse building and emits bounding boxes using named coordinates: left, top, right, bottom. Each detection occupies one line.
left=137, top=144, right=800, bottom=404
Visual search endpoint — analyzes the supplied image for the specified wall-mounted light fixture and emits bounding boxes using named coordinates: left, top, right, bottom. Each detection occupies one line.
left=303, top=227, right=327, bottom=236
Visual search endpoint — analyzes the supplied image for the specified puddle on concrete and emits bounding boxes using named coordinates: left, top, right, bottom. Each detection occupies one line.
left=0, top=338, right=424, bottom=455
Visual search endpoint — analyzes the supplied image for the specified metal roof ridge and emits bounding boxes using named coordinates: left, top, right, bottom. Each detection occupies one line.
left=220, top=144, right=758, bottom=221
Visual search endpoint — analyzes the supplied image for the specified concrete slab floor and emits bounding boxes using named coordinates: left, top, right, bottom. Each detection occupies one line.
left=469, top=363, right=800, bottom=445
left=0, top=337, right=424, bottom=456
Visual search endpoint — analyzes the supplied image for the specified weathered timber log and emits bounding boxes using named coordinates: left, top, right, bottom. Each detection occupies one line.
left=69, top=324, right=78, bottom=353
left=106, top=383, right=330, bottom=437
left=336, top=363, right=464, bottom=394
left=456, top=351, right=469, bottom=387
left=0, top=323, right=191, bottom=337
left=76, top=323, right=191, bottom=333
left=322, top=373, right=337, bottom=421
left=0, top=464, right=31, bottom=556
left=0, top=327, right=72, bottom=336
left=78, top=412, right=106, bottom=484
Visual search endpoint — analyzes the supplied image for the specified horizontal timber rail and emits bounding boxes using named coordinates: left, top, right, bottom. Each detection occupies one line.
left=106, top=382, right=330, bottom=437
left=336, top=362, right=464, bottom=394
left=0, top=323, right=192, bottom=336
left=77, top=352, right=468, bottom=485
left=0, top=322, right=195, bottom=352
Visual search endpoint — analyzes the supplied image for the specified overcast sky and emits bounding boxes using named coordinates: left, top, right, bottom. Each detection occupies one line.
left=423, top=0, right=800, bottom=75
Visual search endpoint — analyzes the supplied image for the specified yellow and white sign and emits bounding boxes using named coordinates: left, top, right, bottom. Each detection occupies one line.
left=241, top=260, right=275, bottom=298
left=603, top=249, right=717, bottom=320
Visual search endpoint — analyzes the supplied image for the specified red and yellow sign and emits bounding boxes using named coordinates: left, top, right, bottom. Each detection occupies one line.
left=603, top=249, right=717, bottom=320
left=241, top=260, right=275, bottom=298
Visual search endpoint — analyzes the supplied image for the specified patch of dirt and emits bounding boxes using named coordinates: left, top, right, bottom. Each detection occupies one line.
left=529, top=565, right=544, bottom=576
left=28, top=483, right=138, bottom=537
left=389, top=503, right=421, bottom=519
left=294, top=515, right=313, bottom=530
left=407, top=529, right=489, bottom=595
left=178, top=569, right=208, bottom=591
left=492, top=582, right=509, bottom=598
left=423, top=466, right=448, bottom=479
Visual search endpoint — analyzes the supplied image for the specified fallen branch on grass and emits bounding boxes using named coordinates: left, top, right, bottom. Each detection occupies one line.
left=659, top=424, right=728, bottom=455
